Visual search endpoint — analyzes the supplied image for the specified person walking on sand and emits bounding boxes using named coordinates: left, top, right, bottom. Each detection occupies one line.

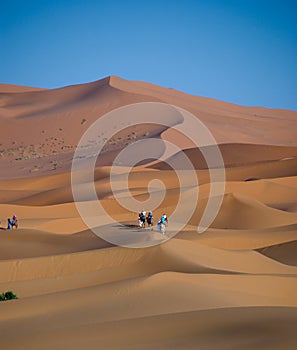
left=7, top=218, right=11, bottom=230
left=158, top=214, right=168, bottom=235
left=147, top=211, right=153, bottom=229
left=138, top=210, right=146, bottom=228
left=11, top=215, right=18, bottom=229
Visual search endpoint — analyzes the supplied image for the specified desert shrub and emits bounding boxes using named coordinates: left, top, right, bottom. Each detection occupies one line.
left=0, top=291, right=18, bottom=301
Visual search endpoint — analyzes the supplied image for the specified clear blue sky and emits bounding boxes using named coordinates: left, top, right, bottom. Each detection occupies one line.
left=1, top=0, right=296, bottom=110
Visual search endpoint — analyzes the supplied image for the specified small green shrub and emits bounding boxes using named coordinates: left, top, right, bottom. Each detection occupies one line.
left=0, top=291, right=18, bottom=301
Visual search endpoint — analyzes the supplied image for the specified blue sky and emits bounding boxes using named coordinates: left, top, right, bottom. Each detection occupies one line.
left=1, top=0, right=296, bottom=110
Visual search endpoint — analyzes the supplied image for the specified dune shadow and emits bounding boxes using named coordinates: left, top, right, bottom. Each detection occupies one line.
left=244, top=177, right=260, bottom=182
left=112, top=223, right=157, bottom=233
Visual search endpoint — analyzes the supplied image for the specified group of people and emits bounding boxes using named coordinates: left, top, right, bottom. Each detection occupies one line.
left=6, top=215, right=18, bottom=230
left=138, top=210, right=153, bottom=229
left=137, top=210, right=168, bottom=234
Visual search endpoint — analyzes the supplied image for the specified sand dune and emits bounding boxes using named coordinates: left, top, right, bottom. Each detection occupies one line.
left=0, top=75, right=297, bottom=179
left=2, top=238, right=296, bottom=284
left=1, top=306, right=296, bottom=350
left=0, top=229, right=111, bottom=259
left=0, top=77, right=296, bottom=349
left=153, top=143, right=297, bottom=169
left=210, top=192, right=297, bottom=229
left=0, top=83, right=46, bottom=93
left=182, top=224, right=297, bottom=250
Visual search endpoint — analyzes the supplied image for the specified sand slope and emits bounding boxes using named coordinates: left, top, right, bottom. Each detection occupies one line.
left=0, top=77, right=296, bottom=349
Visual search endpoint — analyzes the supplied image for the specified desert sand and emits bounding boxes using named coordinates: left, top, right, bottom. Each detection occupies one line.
left=0, top=76, right=296, bottom=349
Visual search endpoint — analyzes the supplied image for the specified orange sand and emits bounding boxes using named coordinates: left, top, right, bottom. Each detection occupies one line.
left=0, top=77, right=296, bottom=349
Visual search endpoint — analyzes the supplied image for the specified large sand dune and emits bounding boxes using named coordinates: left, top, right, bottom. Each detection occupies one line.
left=0, top=76, right=296, bottom=349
